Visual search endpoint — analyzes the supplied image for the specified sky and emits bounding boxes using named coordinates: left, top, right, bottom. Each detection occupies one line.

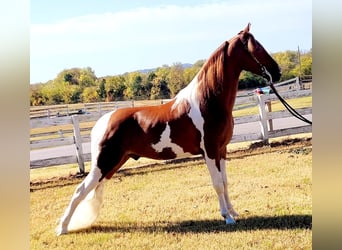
left=30, top=0, right=312, bottom=84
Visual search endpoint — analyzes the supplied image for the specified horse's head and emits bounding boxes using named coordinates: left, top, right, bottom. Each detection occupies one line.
left=232, top=23, right=281, bottom=83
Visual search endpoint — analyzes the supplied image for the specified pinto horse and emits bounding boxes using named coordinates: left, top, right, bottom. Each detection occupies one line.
left=56, top=23, right=281, bottom=235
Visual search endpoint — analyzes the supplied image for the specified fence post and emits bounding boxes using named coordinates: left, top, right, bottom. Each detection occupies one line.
left=295, top=77, right=300, bottom=90
left=71, top=115, right=85, bottom=174
left=266, top=101, right=273, bottom=132
left=98, top=103, right=102, bottom=115
left=257, top=94, right=269, bottom=144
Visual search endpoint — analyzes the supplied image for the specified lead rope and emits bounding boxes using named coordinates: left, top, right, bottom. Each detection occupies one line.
left=262, top=67, right=312, bottom=125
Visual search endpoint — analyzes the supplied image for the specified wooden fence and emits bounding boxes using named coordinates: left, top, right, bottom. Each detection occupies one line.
left=30, top=79, right=312, bottom=172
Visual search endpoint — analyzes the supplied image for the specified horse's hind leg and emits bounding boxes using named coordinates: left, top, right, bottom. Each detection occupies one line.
left=56, top=167, right=102, bottom=235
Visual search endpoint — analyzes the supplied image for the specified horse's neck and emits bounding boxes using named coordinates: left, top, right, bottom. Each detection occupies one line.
left=211, top=78, right=239, bottom=114
left=201, top=69, right=240, bottom=114
left=221, top=68, right=241, bottom=112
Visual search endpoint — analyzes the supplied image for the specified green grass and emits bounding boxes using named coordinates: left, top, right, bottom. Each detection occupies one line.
left=30, top=138, right=312, bottom=249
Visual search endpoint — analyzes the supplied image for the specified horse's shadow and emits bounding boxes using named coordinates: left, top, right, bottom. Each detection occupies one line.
left=84, top=214, right=311, bottom=234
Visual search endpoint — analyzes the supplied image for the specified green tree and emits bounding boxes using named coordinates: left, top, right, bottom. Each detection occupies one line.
left=105, top=75, right=126, bottom=101
left=292, top=50, right=312, bottom=76
left=272, top=51, right=298, bottom=81
left=140, top=72, right=154, bottom=99
left=151, top=66, right=171, bottom=99
left=300, top=53, right=312, bottom=75
left=97, top=79, right=107, bottom=100
left=30, top=84, right=47, bottom=106
left=40, top=81, right=63, bottom=104
left=57, top=68, right=81, bottom=85
left=124, top=72, right=144, bottom=99
left=168, top=63, right=185, bottom=97
left=238, top=71, right=265, bottom=89
left=150, top=76, right=170, bottom=100
left=183, top=60, right=203, bottom=84
left=82, top=86, right=100, bottom=103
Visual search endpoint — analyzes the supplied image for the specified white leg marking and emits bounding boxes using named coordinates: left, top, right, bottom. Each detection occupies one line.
left=56, top=163, right=103, bottom=235
left=219, top=159, right=238, bottom=224
left=220, top=159, right=239, bottom=218
left=206, top=158, right=237, bottom=224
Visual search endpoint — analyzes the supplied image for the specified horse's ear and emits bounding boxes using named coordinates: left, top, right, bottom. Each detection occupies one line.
left=240, top=23, right=251, bottom=43
left=243, top=23, right=251, bottom=33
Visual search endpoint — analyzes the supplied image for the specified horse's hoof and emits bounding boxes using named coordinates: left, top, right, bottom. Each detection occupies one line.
left=55, top=225, right=68, bottom=236
left=229, top=208, right=239, bottom=217
left=225, top=216, right=236, bottom=225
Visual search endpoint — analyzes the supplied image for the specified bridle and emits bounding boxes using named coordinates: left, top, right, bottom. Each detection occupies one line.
left=241, top=37, right=273, bottom=83
left=242, top=36, right=312, bottom=125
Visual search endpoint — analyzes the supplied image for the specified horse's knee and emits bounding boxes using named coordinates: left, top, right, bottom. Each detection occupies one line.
left=74, top=183, right=86, bottom=198
left=212, top=181, right=225, bottom=195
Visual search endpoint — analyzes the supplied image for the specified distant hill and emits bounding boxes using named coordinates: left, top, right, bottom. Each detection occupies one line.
left=138, top=63, right=193, bottom=74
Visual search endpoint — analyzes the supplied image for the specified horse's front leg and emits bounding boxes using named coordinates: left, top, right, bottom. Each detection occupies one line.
left=206, top=156, right=238, bottom=224
left=220, top=158, right=239, bottom=220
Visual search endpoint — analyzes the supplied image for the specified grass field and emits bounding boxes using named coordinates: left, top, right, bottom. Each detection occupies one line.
left=30, top=136, right=312, bottom=249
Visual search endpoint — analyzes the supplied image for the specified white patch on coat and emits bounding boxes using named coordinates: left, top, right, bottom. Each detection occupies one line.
left=173, top=74, right=206, bottom=155
left=152, top=122, right=186, bottom=156
left=90, top=111, right=115, bottom=163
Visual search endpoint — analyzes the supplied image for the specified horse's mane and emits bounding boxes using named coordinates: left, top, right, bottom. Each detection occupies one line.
left=197, top=41, right=229, bottom=99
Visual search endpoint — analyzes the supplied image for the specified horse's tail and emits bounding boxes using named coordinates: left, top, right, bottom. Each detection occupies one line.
left=66, top=181, right=105, bottom=232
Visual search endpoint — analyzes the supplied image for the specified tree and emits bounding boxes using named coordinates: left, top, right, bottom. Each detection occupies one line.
left=29, top=49, right=312, bottom=105
left=30, top=84, right=47, bottom=106
left=183, top=60, right=204, bottom=84
left=123, top=72, right=144, bottom=99
left=300, top=53, right=312, bottom=75
left=271, top=50, right=312, bottom=81
left=238, top=71, right=265, bottom=89
left=105, top=75, right=126, bottom=101
left=140, top=72, right=154, bottom=99
left=82, top=87, right=100, bottom=103
left=79, top=67, right=97, bottom=87
left=96, top=79, right=107, bottom=100
left=168, top=63, right=185, bottom=97
left=272, top=51, right=298, bottom=81
left=58, top=68, right=81, bottom=85
left=151, top=66, right=171, bottom=99
left=40, top=81, right=64, bottom=104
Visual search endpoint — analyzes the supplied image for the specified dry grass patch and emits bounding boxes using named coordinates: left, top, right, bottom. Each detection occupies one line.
left=30, top=138, right=312, bottom=249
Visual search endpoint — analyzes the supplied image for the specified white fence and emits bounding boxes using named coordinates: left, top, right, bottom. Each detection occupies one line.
left=30, top=80, right=312, bottom=172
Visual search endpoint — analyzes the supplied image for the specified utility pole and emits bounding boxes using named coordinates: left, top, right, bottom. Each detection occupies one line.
left=297, top=46, right=302, bottom=77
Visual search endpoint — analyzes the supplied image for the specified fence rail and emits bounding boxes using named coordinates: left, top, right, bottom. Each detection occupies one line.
left=30, top=80, right=312, bottom=172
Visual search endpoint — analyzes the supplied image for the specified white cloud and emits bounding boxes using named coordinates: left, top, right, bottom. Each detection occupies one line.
left=30, top=0, right=312, bottom=82
left=32, top=1, right=310, bottom=47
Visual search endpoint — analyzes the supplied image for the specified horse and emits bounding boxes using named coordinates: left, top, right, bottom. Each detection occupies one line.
left=56, top=23, right=281, bottom=235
